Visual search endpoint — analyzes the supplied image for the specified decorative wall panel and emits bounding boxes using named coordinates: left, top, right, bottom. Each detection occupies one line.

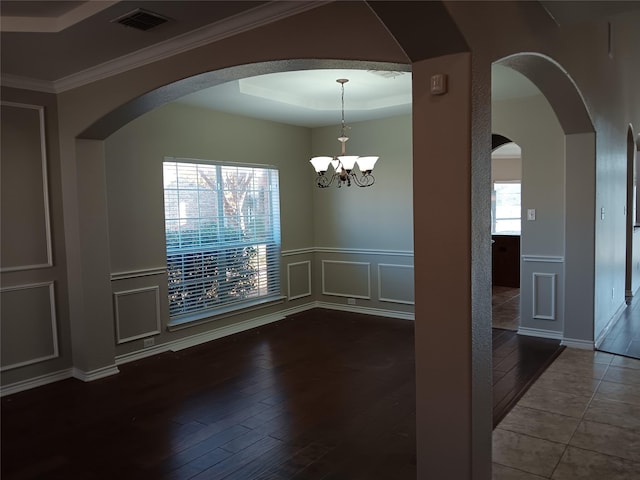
left=0, top=103, right=52, bottom=272
left=532, top=272, right=556, bottom=320
left=1, top=282, right=58, bottom=370
left=287, top=261, right=311, bottom=300
left=378, top=264, right=414, bottom=304
left=114, top=286, right=161, bottom=344
left=322, top=260, right=371, bottom=299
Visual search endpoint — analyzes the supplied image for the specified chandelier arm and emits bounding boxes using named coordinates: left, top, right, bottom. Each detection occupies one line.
left=351, top=171, right=375, bottom=188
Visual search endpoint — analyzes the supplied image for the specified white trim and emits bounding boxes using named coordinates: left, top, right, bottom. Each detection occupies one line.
left=287, top=261, right=312, bottom=301
left=0, top=102, right=53, bottom=273
left=377, top=264, right=415, bottom=305
left=167, top=295, right=286, bottom=331
left=281, top=248, right=315, bottom=257
left=315, top=301, right=414, bottom=321
left=0, top=75, right=57, bottom=93
left=522, top=255, right=564, bottom=263
left=561, top=338, right=595, bottom=350
left=111, top=267, right=166, bottom=281
left=517, top=326, right=563, bottom=340
left=0, top=281, right=59, bottom=371
left=116, top=303, right=318, bottom=365
left=0, top=368, right=73, bottom=397
left=532, top=272, right=556, bottom=320
left=281, top=247, right=415, bottom=257
left=72, top=365, right=120, bottom=382
left=315, top=247, right=414, bottom=257
left=594, top=300, right=627, bottom=348
left=113, top=286, right=162, bottom=344
left=169, top=312, right=284, bottom=352
left=321, top=260, right=371, bottom=299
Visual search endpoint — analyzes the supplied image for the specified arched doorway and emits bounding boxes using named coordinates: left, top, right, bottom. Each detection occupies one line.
left=491, top=137, right=522, bottom=331
left=493, top=53, right=596, bottom=349
left=599, top=125, right=640, bottom=359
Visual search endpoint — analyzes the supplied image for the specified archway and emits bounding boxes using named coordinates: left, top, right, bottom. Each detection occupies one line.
left=491, top=138, right=522, bottom=331
left=626, top=124, right=639, bottom=298
left=494, top=53, right=596, bottom=348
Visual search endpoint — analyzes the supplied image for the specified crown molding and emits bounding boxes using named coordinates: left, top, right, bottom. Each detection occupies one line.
left=3, top=1, right=328, bottom=94
left=1, top=74, right=56, bottom=93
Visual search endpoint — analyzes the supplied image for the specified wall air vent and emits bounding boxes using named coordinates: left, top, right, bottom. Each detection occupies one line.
left=112, top=9, right=169, bottom=31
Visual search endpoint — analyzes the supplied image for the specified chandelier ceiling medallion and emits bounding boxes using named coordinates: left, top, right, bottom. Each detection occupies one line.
left=309, top=79, right=379, bottom=188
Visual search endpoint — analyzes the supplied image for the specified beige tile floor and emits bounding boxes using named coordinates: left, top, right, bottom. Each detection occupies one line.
left=493, top=348, right=640, bottom=479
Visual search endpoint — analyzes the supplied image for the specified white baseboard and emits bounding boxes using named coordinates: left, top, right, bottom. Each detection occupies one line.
left=116, top=302, right=317, bottom=364
left=315, top=301, right=415, bottom=321
left=72, top=364, right=120, bottom=382
left=1, top=368, right=73, bottom=397
left=169, top=311, right=287, bottom=352
left=517, top=326, right=563, bottom=340
left=594, top=301, right=627, bottom=348
left=561, top=338, right=595, bottom=350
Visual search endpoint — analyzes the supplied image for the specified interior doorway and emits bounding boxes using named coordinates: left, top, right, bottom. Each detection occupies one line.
left=491, top=135, right=522, bottom=331
left=599, top=126, right=640, bottom=360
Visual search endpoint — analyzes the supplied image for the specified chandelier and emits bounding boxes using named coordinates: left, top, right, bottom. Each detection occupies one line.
left=309, top=79, right=379, bottom=188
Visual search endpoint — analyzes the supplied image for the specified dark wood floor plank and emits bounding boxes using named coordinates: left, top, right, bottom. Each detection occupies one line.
left=1, top=308, right=562, bottom=479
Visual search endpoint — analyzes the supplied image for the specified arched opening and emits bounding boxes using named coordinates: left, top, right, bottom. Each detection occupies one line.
left=599, top=125, right=640, bottom=360
left=493, top=53, right=596, bottom=348
left=626, top=124, right=639, bottom=298
left=60, top=3, right=481, bottom=476
left=491, top=139, right=522, bottom=331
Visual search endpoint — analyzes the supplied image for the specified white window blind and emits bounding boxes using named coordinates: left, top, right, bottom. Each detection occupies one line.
left=163, top=160, right=281, bottom=318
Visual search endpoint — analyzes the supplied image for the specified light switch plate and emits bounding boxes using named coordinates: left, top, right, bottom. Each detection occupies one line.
left=527, top=209, right=536, bottom=221
left=430, top=74, right=447, bottom=95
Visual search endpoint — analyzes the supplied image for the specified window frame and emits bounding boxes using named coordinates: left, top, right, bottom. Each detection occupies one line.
left=491, top=180, right=522, bottom=235
left=162, top=157, right=283, bottom=327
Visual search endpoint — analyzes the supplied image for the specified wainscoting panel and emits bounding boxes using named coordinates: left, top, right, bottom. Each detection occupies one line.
left=532, top=272, right=557, bottom=320
left=0, top=102, right=52, bottom=272
left=114, top=286, right=161, bottom=344
left=519, top=256, right=563, bottom=335
left=322, top=260, right=371, bottom=299
left=378, top=264, right=414, bottom=304
left=0, top=282, right=58, bottom=371
left=287, top=261, right=311, bottom=300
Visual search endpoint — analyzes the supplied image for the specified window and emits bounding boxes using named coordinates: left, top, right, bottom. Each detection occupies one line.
left=163, top=159, right=281, bottom=320
left=492, top=182, right=521, bottom=234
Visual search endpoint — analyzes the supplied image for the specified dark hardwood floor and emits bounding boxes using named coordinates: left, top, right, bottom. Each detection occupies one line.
left=598, top=293, right=640, bottom=359
left=1, top=309, right=563, bottom=479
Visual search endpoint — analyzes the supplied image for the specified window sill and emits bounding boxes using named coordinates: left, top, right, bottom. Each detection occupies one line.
left=167, top=295, right=286, bottom=332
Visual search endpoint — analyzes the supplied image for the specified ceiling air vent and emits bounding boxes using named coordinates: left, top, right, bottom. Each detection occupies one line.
left=112, top=9, right=169, bottom=31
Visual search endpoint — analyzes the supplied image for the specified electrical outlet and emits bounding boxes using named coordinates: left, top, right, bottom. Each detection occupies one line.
left=347, top=298, right=356, bottom=305
left=143, top=337, right=155, bottom=348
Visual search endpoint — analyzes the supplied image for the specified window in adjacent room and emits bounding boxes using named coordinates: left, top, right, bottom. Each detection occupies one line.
left=492, top=181, right=521, bottom=234
left=163, top=159, right=281, bottom=321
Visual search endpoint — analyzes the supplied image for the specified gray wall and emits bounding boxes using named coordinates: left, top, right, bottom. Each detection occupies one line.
left=0, top=92, right=72, bottom=386
left=493, top=93, right=566, bottom=336
left=103, top=102, right=414, bottom=358
left=311, top=115, right=414, bottom=314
